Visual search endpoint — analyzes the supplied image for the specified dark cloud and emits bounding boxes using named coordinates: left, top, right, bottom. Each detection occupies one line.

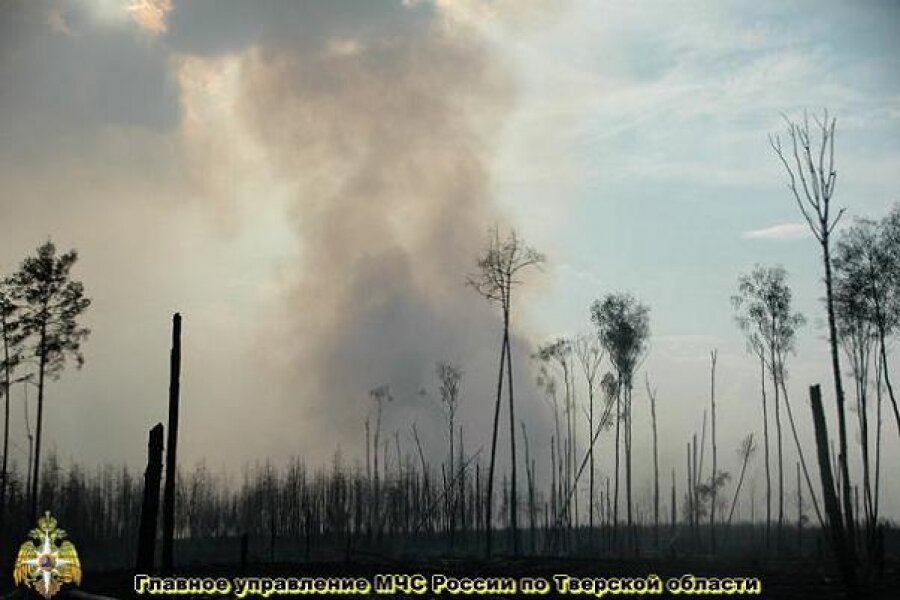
left=0, top=0, right=180, bottom=168
left=165, top=0, right=435, bottom=56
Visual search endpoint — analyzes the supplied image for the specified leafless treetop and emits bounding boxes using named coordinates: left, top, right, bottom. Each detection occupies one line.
left=769, top=109, right=845, bottom=243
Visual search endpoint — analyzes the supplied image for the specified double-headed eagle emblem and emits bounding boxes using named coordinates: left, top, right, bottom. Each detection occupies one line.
left=13, top=511, right=82, bottom=599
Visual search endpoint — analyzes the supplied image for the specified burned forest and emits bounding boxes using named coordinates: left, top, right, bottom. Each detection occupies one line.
left=2, top=2, right=900, bottom=599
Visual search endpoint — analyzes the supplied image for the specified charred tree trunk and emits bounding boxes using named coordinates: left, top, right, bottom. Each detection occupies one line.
left=877, top=327, right=900, bottom=441
left=588, top=380, right=596, bottom=548
left=759, top=352, right=772, bottom=551
left=504, top=306, right=519, bottom=555
left=0, top=311, right=11, bottom=541
left=797, top=462, right=803, bottom=555
left=484, top=326, right=507, bottom=557
left=136, top=423, right=164, bottom=572
left=823, top=239, right=856, bottom=556
left=647, top=379, right=659, bottom=549
left=162, top=313, right=182, bottom=573
left=709, top=350, right=718, bottom=554
left=810, top=384, right=856, bottom=590
left=613, top=382, right=621, bottom=550
left=670, top=468, right=676, bottom=536
left=625, top=383, right=634, bottom=554
left=29, top=324, right=47, bottom=523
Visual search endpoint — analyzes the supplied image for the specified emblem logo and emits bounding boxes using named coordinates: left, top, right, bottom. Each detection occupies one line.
left=13, top=511, right=82, bottom=599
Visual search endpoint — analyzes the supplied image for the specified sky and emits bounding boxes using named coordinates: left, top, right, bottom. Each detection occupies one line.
left=1, top=0, right=899, bottom=520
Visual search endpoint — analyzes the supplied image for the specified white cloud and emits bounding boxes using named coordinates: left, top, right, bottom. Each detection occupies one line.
left=742, top=222, right=810, bottom=240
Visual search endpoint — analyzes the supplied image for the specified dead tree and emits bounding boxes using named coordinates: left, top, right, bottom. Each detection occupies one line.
left=575, top=335, right=603, bottom=547
left=645, top=375, right=660, bottom=549
left=796, top=462, right=803, bottom=554
left=368, top=384, right=391, bottom=539
left=437, top=362, right=462, bottom=543
left=468, top=226, right=544, bottom=557
left=136, top=423, right=164, bottom=571
left=670, top=468, right=677, bottom=536
left=758, top=352, right=772, bottom=549
left=534, top=338, right=574, bottom=543
left=809, top=384, right=856, bottom=589
left=709, top=350, right=718, bottom=553
left=162, top=313, right=181, bottom=573
left=725, top=434, right=756, bottom=539
left=770, top=111, right=855, bottom=553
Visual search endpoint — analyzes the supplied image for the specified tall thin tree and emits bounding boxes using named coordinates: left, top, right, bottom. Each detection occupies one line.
left=0, top=289, right=25, bottom=538
left=8, top=240, right=91, bottom=522
left=468, top=226, right=543, bottom=556
left=645, top=375, right=660, bottom=549
left=575, top=334, right=604, bottom=546
left=709, top=349, right=718, bottom=553
left=437, top=361, right=463, bottom=542
left=732, top=265, right=825, bottom=541
left=770, top=111, right=855, bottom=559
left=590, top=292, right=650, bottom=553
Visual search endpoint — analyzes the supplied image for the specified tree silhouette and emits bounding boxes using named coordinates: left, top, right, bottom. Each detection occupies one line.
left=0, top=287, right=26, bottom=537
left=833, top=217, right=899, bottom=548
left=7, top=240, right=91, bottom=522
left=590, top=292, right=649, bottom=553
left=468, top=226, right=543, bottom=556
left=436, top=361, right=463, bottom=542
left=644, top=375, right=660, bottom=549
left=877, top=204, right=900, bottom=439
left=732, top=264, right=823, bottom=554
left=575, top=334, right=604, bottom=547
left=770, top=110, right=854, bottom=560
left=834, top=214, right=900, bottom=445
left=533, top=337, right=574, bottom=539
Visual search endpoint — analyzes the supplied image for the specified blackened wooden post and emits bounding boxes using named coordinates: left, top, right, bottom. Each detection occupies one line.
left=162, top=313, right=182, bottom=572
left=136, top=423, right=164, bottom=571
left=809, top=384, right=855, bottom=589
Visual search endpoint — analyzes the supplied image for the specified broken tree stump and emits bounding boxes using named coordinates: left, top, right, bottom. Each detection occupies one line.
left=809, top=384, right=856, bottom=590
left=136, top=423, right=164, bottom=572
left=162, top=313, right=182, bottom=573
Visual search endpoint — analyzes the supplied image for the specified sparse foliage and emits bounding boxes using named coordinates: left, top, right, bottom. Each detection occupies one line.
left=7, top=240, right=91, bottom=522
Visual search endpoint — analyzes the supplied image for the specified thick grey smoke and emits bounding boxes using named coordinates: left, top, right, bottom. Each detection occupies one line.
left=0, top=0, right=555, bottom=472
left=213, top=3, right=551, bottom=463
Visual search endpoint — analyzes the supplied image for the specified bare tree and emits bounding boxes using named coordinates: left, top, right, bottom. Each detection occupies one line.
left=369, top=384, right=392, bottom=538
left=534, top=362, right=563, bottom=543
left=645, top=375, right=660, bottom=549
left=534, top=337, right=574, bottom=540
left=725, top=434, right=757, bottom=535
left=468, top=226, right=544, bottom=556
left=709, top=350, right=718, bottom=553
left=436, top=362, right=463, bottom=541
left=770, top=111, right=855, bottom=559
left=575, top=334, right=604, bottom=546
